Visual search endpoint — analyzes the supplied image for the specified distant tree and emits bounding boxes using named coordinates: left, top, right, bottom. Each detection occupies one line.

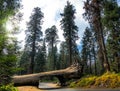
left=81, top=26, right=98, bottom=75
left=47, top=45, right=59, bottom=70
left=19, top=50, right=29, bottom=75
left=53, top=45, right=58, bottom=70
left=91, top=27, right=97, bottom=75
left=45, top=25, right=59, bottom=51
left=46, top=48, right=53, bottom=71
left=81, top=27, right=91, bottom=74
left=25, top=7, right=44, bottom=73
left=83, top=0, right=110, bottom=72
left=34, top=39, right=46, bottom=72
left=58, top=41, right=69, bottom=69
left=60, top=1, right=78, bottom=65
left=45, top=25, right=59, bottom=70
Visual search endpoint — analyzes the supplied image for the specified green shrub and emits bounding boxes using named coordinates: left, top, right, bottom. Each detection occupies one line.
left=69, top=82, right=76, bottom=87
left=95, top=72, right=120, bottom=88
left=70, top=76, right=97, bottom=88
left=70, top=72, right=120, bottom=88
left=0, top=84, right=18, bottom=91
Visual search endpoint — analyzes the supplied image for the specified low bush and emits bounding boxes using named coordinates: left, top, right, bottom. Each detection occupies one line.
left=95, top=72, right=120, bottom=88
left=70, top=72, right=120, bottom=88
left=70, top=76, right=97, bottom=87
left=0, top=84, right=18, bottom=91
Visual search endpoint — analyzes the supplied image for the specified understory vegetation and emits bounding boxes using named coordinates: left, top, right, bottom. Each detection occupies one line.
left=70, top=72, right=120, bottom=88
left=0, top=84, right=18, bottom=91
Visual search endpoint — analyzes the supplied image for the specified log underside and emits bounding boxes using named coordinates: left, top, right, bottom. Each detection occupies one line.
left=12, top=64, right=81, bottom=86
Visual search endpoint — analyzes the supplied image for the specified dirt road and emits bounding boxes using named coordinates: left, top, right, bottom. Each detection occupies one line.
left=17, top=86, right=44, bottom=91
left=17, top=83, right=59, bottom=91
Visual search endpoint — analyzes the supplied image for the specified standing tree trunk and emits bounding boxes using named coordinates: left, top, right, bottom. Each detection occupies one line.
left=93, top=47, right=97, bottom=75
left=69, top=38, right=72, bottom=66
left=60, top=2, right=78, bottom=66
left=89, top=54, right=92, bottom=74
left=51, top=38, right=54, bottom=70
left=24, top=7, right=44, bottom=74
left=28, top=32, right=36, bottom=74
left=97, top=21, right=110, bottom=72
left=84, top=0, right=111, bottom=72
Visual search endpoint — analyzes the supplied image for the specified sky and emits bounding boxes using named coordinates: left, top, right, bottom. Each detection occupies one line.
left=18, top=0, right=88, bottom=48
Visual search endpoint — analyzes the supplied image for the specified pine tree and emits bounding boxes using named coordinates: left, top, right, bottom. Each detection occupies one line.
left=81, top=27, right=92, bottom=74
left=45, top=25, right=59, bottom=51
left=19, top=50, right=29, bottom=75
left=60, top=1, right=78, bottom=65
left=25, top=7, right=44, bottom=73
left=34, top=39, right=46, bottom=72
left=0, top=0, right=21, bottom=85
left=81, top=26, right=98, bottom=75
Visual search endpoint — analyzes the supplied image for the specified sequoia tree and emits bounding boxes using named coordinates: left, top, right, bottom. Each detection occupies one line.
left=83, top=0, right=110, bottom=72
left=102, top=0, right=120, bottom=72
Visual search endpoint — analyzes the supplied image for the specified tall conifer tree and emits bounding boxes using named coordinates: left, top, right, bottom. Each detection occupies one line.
left=0, top=0, right=21, bottom=85
left=83, top=0, right=110, bottom=72
left=102, top=0, right=120, bottom=72
left=25, top=7, right=44, bottom=73
left=60, top=1, right=78, bottom=65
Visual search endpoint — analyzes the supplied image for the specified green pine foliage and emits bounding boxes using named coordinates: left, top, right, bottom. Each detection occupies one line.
left=18, top=51, right=30, bottom=74
left=81, top=27, right=92, bottom=74
left=0, top=0, right=21, bottom=85
left=0, top=0, right=21, bottom=25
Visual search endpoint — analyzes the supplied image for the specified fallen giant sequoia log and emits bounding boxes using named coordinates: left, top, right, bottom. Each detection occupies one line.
left=12, top=63, right=81, bottom=86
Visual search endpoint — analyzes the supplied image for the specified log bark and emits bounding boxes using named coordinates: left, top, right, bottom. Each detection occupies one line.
left=12, top=64, right=81, bottom=86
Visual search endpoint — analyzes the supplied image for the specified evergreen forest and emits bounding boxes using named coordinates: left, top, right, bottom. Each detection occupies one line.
left=0, top=0, right=120, bottom=90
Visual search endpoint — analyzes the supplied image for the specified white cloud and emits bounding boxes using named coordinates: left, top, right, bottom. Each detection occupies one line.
left=18, top=0, right=88, bottom=48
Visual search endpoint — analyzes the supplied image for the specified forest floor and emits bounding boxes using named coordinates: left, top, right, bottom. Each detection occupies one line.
left=17, top=86, right=43, bottom=91
left=17, top=83, right=59, bottom=91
